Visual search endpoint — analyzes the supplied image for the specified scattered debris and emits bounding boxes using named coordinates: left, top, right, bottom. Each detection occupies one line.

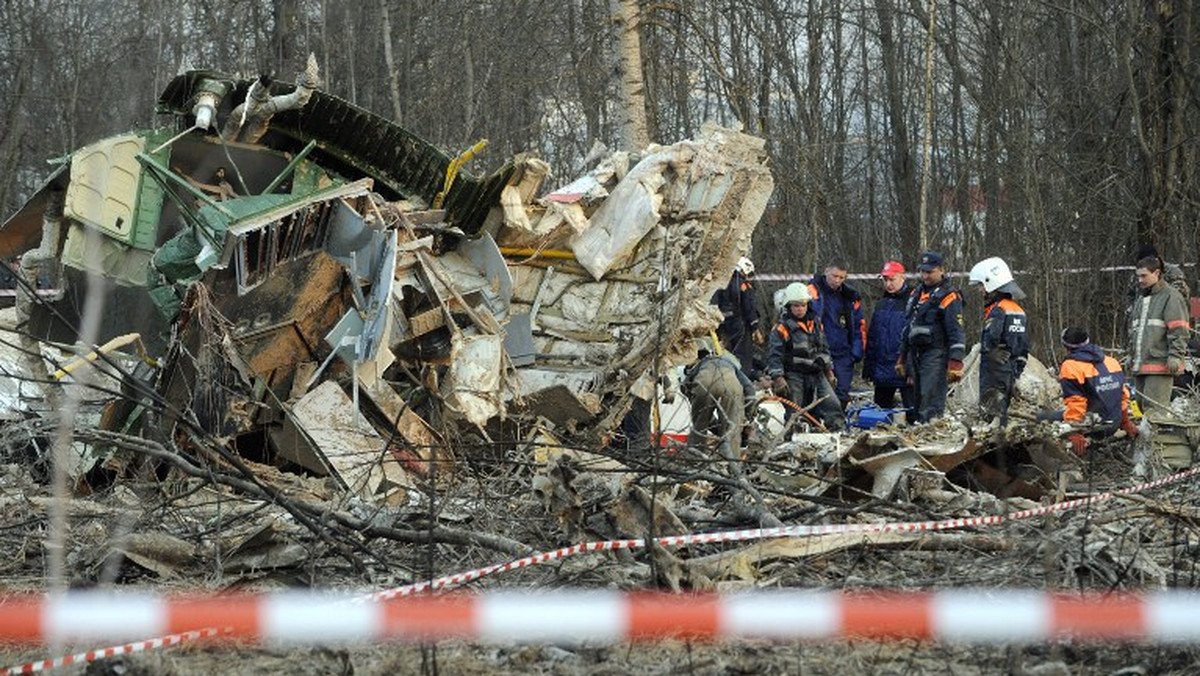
left=1, top=58, right=1198, bottom=675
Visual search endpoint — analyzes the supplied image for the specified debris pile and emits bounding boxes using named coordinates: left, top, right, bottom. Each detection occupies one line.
left=0, top=61, right=772, bottom=502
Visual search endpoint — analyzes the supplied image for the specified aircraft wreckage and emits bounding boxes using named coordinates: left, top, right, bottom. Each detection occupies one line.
left=0, top=57, right=774, bottom=502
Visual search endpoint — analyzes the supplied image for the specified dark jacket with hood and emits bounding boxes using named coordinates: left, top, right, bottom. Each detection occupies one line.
left=1047, top=343, right=1129, bottom=429
left=765, top=311, right=832, bottom=377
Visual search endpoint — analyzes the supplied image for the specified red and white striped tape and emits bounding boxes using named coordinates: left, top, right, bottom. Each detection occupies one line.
left=754, top=263, right=1157, bottom=283
left=367, top=465, right=1200, bottom=600
left=3, top=590, right=1200, bottom=647
left=6, top=465, right=1199, bottom=673
left=1, top=628, right=225, bottom=674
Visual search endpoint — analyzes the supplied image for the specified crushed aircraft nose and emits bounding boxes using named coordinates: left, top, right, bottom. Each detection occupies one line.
left=0, top=59, right=773, bottom=502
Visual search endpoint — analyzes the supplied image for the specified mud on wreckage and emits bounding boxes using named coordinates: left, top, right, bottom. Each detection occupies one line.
left=0, top=55, right=774, bottom=502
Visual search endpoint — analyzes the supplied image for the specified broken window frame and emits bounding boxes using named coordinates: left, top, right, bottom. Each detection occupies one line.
left=228, top=179, right=374, bottom=295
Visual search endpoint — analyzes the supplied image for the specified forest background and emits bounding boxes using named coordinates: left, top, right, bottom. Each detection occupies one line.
left=0, top=0, right=1198, bottom=361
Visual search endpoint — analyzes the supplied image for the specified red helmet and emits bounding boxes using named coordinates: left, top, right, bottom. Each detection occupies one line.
left=880, top=260, right=906, bottom=277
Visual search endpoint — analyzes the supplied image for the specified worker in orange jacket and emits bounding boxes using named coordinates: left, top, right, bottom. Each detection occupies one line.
left=1039, top=327, right=1137, bottom=456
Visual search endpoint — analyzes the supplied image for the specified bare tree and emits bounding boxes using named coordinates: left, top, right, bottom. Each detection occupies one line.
left=609, top=0, right=650, bottom=150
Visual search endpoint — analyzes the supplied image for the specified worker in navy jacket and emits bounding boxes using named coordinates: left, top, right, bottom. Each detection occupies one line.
left=968, top=257, right=1029, bottom=424
left=711, top=257, right=761, bottom=376
left=807, top=263, right=865, bottom=408
left=864, top=260, right=914, bottom=413
left=897, top=251, right=966, bottom=423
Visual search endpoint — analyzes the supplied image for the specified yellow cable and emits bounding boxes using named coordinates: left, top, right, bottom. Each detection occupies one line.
left=433, top=139, right=488, bottom=209
left=708, top=329, right=724, bottom=355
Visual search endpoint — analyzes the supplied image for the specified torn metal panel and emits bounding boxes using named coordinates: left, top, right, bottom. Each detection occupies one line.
left=0, top=164, right=68, bottom=260
left=282, top=380, right=410, bottom=502
left=510, top=368, right=603, bottom=425
left=457, top=232, right=512, bottom=319
left=64, top=133, right=166, bottom=250
left=158, top=71, right=518, bottom=233
left=1, top=58, right=778, bottom=505
left=60, top=223, right=154, bottom=286
left=324, top=196, right=383, bottom=279
left=502, top=313, right=536, bottom=367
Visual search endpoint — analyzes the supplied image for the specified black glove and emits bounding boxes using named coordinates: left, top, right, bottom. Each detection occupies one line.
left=772, top=376, right=790, bottom=397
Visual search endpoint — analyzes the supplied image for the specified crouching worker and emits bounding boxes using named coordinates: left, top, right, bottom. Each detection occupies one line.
left=682, top=338, right=757, bottom=460
left=765, top=283, right=844, bottom=432
left=1039, top=327, right=1137, bottom=457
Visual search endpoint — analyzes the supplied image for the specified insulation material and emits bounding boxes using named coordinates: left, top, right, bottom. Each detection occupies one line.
left=950, top=346, right=1061, bottom=415
left=569, top=149, right=674, bottom=280
left=446, top=332, right=504, bottom=427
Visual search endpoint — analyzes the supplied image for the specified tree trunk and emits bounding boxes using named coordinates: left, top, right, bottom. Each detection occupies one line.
left=272, top=0, right=302, bottom=74
left=379, top=0, right=404, bottom=124
left=609, top=0, right=650, bottom=150
left=874, top=0, right=920, bottom=258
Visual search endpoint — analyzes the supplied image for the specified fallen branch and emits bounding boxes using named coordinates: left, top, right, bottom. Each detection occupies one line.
left=77, top=428, right=534, bottom=559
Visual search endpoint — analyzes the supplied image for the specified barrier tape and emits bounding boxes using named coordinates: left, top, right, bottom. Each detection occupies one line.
left=367, top=465, right=1200, bottom=601
left=2, top=590, right=1200, bottom=646
left=6, top=465, right=1199, bottom=673
left=1, top=629, right=225, bottom=674
left=754, top=264, right=1158, bottom=283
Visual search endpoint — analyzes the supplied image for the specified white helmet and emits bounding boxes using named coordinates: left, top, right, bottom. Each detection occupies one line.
left=969, top=257, right=1014, bottom=293
left=779, top=282, right=811, bottom=309
left=736, top=256, right=755, bottom=276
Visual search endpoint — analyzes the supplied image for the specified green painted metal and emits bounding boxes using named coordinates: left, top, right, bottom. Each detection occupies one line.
left=263, top=139, right=319, bottom=195
left=128, top=129, right=173, bottom=251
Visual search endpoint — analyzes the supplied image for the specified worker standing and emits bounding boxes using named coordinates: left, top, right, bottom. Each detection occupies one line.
left=712, top=257, right=761, bottom=376
left=807, top=262, right=866, bottom=408
left=765, top=283, right=844, bottom=431
left=1125, top=244, right=1190, bottom=316
left=1129, top=255, right=1190, bottom=423
left=968, top=257, right=1029, bottom=424
left=863, top=260, right=914, bottom=413
left=897, top=251, right=966, bottom=423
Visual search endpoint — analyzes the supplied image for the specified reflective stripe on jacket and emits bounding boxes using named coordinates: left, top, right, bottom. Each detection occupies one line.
left=901, top=280, right=966, bottom=360
left=808, top=277, right=866, bottom=360
left=765, top=313, right=831, bottom=377
left=1129, top=280, right=1189, bottom=375
left=981, top=296, right=1029, bottom=364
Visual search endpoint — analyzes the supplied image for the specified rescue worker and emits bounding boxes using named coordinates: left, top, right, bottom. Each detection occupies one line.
left=807, top=262, right=866, bottom=408
left=765, top=282, right=844, bottom=431
left=968, top=257, right=1029, bottom=424
left=1128, top=255, right=1190, bottom=423
left=1039, top=328, right=1137, bottom=456
left=681, top=338, right=757, bottom=457
left=897, top=250, right=966, bottom=423
left=712, top=257, right=761, bottom=376
left=1125, top=244, right=1190, bottom=314
left=863, top=260, right=914, bottom=413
